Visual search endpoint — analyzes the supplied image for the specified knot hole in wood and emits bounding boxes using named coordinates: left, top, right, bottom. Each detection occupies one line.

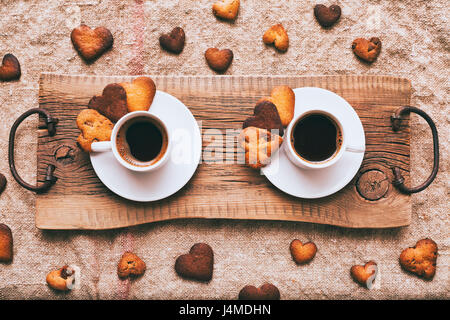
left=356, top=169, right=389, bottom=201
left=54, top=145, right=75, bottom=165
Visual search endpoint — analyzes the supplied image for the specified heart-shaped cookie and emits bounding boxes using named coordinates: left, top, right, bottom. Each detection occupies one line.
left=88, top=83, right=128, bottom=122
left=0, top=173, right=6, bottom=195
left=314, top=4, right=341, bottom=28
left=205, top=48, right=233, bottom=72
left=120, top=77, right=156, bottom=112
left=117, top=252, right=146, bottom=279
left=175, top=243, right=214, bottom=281
left=290, top=240, right=317, bottom=264
left=243, top=100, right=284, bottom=136
left=212, top=0, right=240, bottom=21
left=46, top=265, right=75, bottom=291
left=352, top=37, right=382, bottom=63
left=350, top=261, right=378, bottom=289
left=239, top=127, right=283, bottom=169
left=238, top=283, right=280, bottom=300
left=258, top=86, right=295, bottom=126
left=77, top=109, right=114, bottom=152
left=263, top=24, right=289, bottom=52
left=400, top=238, right=437, bottom=280
left=159, top=27, right=185, bottom=54
left=71, top=25, right=113, bottom=62
left=0, top=224, right=13, bottom=262
left=0, top=54, right=21, bottom=81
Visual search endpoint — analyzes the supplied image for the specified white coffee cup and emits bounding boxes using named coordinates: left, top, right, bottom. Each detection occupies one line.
left=284, top=109, right=365, bottom=170
left=91, top=111, right=171, bottom=172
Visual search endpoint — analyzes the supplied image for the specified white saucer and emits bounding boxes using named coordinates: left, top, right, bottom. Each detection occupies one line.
left=261, top=87, right=365, bottom=199
left=90, top=91, right=202, bottom=202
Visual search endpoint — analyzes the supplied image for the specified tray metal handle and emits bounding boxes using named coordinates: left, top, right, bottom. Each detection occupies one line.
left=8, top=108, right=58, bottom=193
left=391, top=106, right=439, bottom=194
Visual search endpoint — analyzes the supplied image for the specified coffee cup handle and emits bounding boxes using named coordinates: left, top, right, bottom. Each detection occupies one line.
left=345, top=145, right=365, bottom=153
left=91, top=141, right=112, bottom=152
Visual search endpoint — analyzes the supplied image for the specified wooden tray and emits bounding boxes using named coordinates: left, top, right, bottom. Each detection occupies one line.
left=36, top=74, right=411, bottom=229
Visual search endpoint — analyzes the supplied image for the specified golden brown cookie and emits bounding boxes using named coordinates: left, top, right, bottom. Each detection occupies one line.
left=352, top=37, right=381, bottom=63
left=120, top=77, right=156, bottom=112
left=117, top=252, right=146, bottom=279
left=71, top=25, right=113, bottom=62
left=175, top=243, right=214, bottom=281
left=400, top=238, right=437, bottom=280
left=0, top=224, right=13, bottom=262
left=239, top=283, right=280, bottom=300
left=258, top=86, right=295, bottom=126
left=205, top=48, right=234, bottom=73
left=263, top=24, right=289, bottom=52
left=159, top=27, right=185, bottom=54
left=350, top=261, right=378, bottom=288
left=0, top=54, right=21, bottom=81
left=76, top=109, right=114, bottom=152
left=239, top=127, right=283, bottom=169
left=88, top=83, right=128, bottom=122
left=289, top=239, right=317, bottom=264
left=212, top=0, right=240, bottom=20
left=46, top=265, right=75, bottom=291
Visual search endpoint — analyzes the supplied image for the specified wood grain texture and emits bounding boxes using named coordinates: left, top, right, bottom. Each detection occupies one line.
left=36, top=74, right=411, bottom=229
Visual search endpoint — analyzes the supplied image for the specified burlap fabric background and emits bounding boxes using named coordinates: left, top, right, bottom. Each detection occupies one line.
left=0, top=0, right=448, bottom=299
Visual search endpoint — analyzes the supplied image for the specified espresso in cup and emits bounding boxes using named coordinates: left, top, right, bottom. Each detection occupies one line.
left=116, top=116, right=168, bottom=167
left=291, top=113, right=343, bottom=162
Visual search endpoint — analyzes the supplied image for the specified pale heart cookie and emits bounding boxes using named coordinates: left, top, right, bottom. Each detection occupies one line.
left=289, top=239, right=317, bottom=264
left=120, top=77, right=156, bottom=112
left=258, top=86, right=295, bottom=126
left=239, top=126, right=283, bottom=169
left=46, top=265, right=75, bottom=291
left=352, top=37, right=381, bottom=63
left=350, top=261, right=378, bottom=289
left=76, top=109, right=113, bottom=152
left=213, top=0, right=240, bottom=20
left=263, top=24, right=289, bottom=52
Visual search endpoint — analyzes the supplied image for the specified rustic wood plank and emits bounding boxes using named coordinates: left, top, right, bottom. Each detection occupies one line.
left=36, top=74, right=411, bottom=229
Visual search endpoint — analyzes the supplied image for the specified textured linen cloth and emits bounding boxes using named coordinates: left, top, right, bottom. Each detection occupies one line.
left=0, top=0, right=448, bottom=299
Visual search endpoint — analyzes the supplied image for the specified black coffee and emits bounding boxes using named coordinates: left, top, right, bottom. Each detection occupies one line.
left=291, top=113, right=342, bottom=162
left=117, top=117, right=167, bottom=166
